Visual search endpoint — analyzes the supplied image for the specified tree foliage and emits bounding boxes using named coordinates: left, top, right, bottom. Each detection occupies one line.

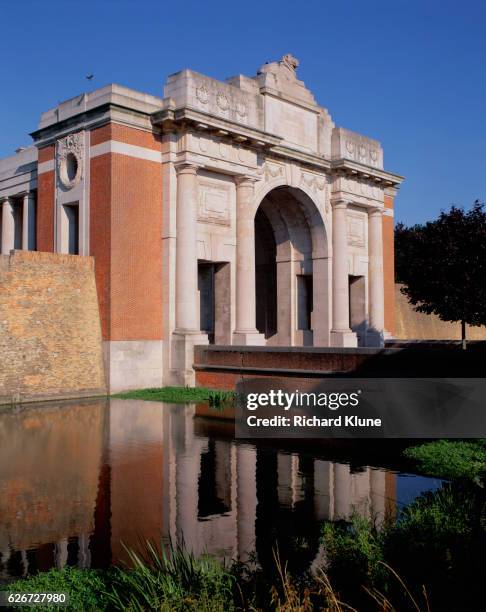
left=395, top=201, right=486, bottom=337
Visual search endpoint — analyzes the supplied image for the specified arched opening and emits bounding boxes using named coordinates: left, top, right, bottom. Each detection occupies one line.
left=254, top=186, right=329, bottom=347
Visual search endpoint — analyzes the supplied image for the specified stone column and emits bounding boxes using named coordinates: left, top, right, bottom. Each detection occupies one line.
left=174, top=405, right=205, bottom=554
left=1, top=197, right=15, bottom=255
left=55, top=538, right=69, bottom=569
left=236, top=444, right=257, bottom=563
left=175, top=162, right=200, bottom=332
left=370, top=468, right=386, bottom=526
left=333, top=462, right=350, bottom=520
left=233, top=176, right=265, bottom=345
left=22, top=192, right=36, bottom=251
left=330, top=200, right=357, bottom=347
left=172, top=162, right=208, bottom=385
left=367, top=207, right=385, bottom=346
left=314, top=460, right=333, bottom=521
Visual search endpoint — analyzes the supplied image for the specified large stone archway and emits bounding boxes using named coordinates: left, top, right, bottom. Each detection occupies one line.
left=254, top=186, right=330, bottom=347
left=152, top=54, right=403, bottom=385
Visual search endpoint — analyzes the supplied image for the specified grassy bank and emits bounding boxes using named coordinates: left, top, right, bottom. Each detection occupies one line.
left=404, top=438, right=486, bottom=484
left=112, top=386, right=235, bottom=407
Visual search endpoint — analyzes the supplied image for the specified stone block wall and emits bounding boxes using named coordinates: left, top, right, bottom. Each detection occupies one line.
left=0, top=250, right=106, bottom=404
left=394, top=283, right=486, bottom=340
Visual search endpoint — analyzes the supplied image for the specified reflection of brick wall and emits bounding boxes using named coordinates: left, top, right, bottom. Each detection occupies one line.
left=0, top=251, right=106, bottom=404
left=0, top=400, right=104, bottom=550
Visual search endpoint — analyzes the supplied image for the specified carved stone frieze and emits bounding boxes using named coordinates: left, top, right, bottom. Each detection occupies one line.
left=300, top=170, right=329, bottom=212
left=256, top=161, right=285, bottom=181
left=333, top=174, right=384, bottom=202
left=343, top=139, right=381, bottom=168
left=300, top=170, right=326, bottom=194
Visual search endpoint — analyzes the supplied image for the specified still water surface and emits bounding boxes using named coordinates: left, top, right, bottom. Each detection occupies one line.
left=0, top=398, right=442, bottom=582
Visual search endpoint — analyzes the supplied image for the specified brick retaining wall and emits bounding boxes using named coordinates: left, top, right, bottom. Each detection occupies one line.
left=194, top=344, right=486, bottom=390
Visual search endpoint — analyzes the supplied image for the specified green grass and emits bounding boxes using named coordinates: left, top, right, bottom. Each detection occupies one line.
left=3, top=566, right=114, bottom=611
left=322, top=481, right=484, bottom=611
left=404, top=438, right=486, bottom=485
left=107, top=541, right=235, bottom=611
left=112, top=386, right=235, bottom=407
left=2, top=544, right=235, bottom=612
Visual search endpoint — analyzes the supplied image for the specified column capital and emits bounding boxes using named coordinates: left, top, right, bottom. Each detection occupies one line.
left=174, top=161, right=200, bottom=176
left=19, top=190, right=35, bottom=199
left=234, top=174, right=258, bottom=188
left=368, top=205, right=384, bottom=217
left=0, top=195, right=12, bottom=205
left=330, top=198, right=349, bottom=210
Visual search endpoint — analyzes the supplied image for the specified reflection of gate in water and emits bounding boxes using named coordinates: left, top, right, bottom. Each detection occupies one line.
left=0, top=400, right=397, bottom=580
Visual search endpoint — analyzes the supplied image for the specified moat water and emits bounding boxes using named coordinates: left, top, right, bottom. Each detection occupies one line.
left=0, top=398, right=442, bottom=582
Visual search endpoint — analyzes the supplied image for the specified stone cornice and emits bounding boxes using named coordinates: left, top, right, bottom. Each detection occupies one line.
left=151, top=106, right=282, bottom=149
left=269, top=144, right=332, bottom=172
left=27, top=99, right=404, bottom=189
left=153, top=106, right=335, bottom=172
left=331, top=158, right=404, bottom=187
left=30, top=102, right=161, bottom=149
left=152, top=105, right=404, bottom=183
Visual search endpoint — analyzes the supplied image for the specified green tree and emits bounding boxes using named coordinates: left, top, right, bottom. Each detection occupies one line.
left=395, top=201, right=486, bottom=348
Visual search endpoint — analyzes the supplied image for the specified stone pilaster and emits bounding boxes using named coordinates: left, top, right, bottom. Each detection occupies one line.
left=233, top=176, right=265, bottom=345
left=330, top=200, right=357, bottom=347
left=1, top=197, right=15, bottom=255
left=367, top=206, right=385, bottom=346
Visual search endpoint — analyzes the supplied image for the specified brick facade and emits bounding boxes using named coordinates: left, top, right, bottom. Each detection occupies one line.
left=109, top=153, right=163, bottom=340
left=36, top=145, right=55, bottom=252
left=90, top=125, right=164, bottom=342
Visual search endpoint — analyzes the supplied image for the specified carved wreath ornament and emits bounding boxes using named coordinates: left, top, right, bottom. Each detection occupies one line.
left=216, top=92, right=230, bottom=111
left=236, top=102, right=247, bottom=118
left=57, top=132, right=83, bottom=189
left=196, top=85, right=209, bottom=104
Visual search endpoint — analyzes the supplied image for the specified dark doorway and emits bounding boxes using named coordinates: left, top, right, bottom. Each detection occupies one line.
left=349, top=275, right=366, bottom=346
left=255, top=208, right=277, bottom=339
left=198, top=263, right=215, bottom=343
left=198, top=262, right=231, bottom=344
left=63, top=203, right=79, bottom=255
left=297, top=275, right=313, bottom=331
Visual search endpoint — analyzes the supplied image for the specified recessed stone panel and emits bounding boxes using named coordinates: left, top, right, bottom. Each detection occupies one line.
left=197, top=180, right=231, bottom=226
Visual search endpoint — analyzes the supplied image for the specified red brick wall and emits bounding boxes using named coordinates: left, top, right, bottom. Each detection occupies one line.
left=110, top=153, right=163, bottom=340
left=90, top=153, right=112, bottom=339
left=89, top=123, right=163, bottom=341
left=36, top=145, right=55, bottom=252
left=90, top=123, right=162, bottom=150
left=383, top=194, right=395, bottom=335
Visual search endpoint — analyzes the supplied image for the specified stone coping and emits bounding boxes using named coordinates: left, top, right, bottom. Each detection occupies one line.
left=195, top=345, right=401, bottom=355
left=0, top=389, right=108, bottom=408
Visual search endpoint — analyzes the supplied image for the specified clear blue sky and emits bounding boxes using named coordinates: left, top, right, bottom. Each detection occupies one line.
left=1, top=0, right=485, bottom=224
